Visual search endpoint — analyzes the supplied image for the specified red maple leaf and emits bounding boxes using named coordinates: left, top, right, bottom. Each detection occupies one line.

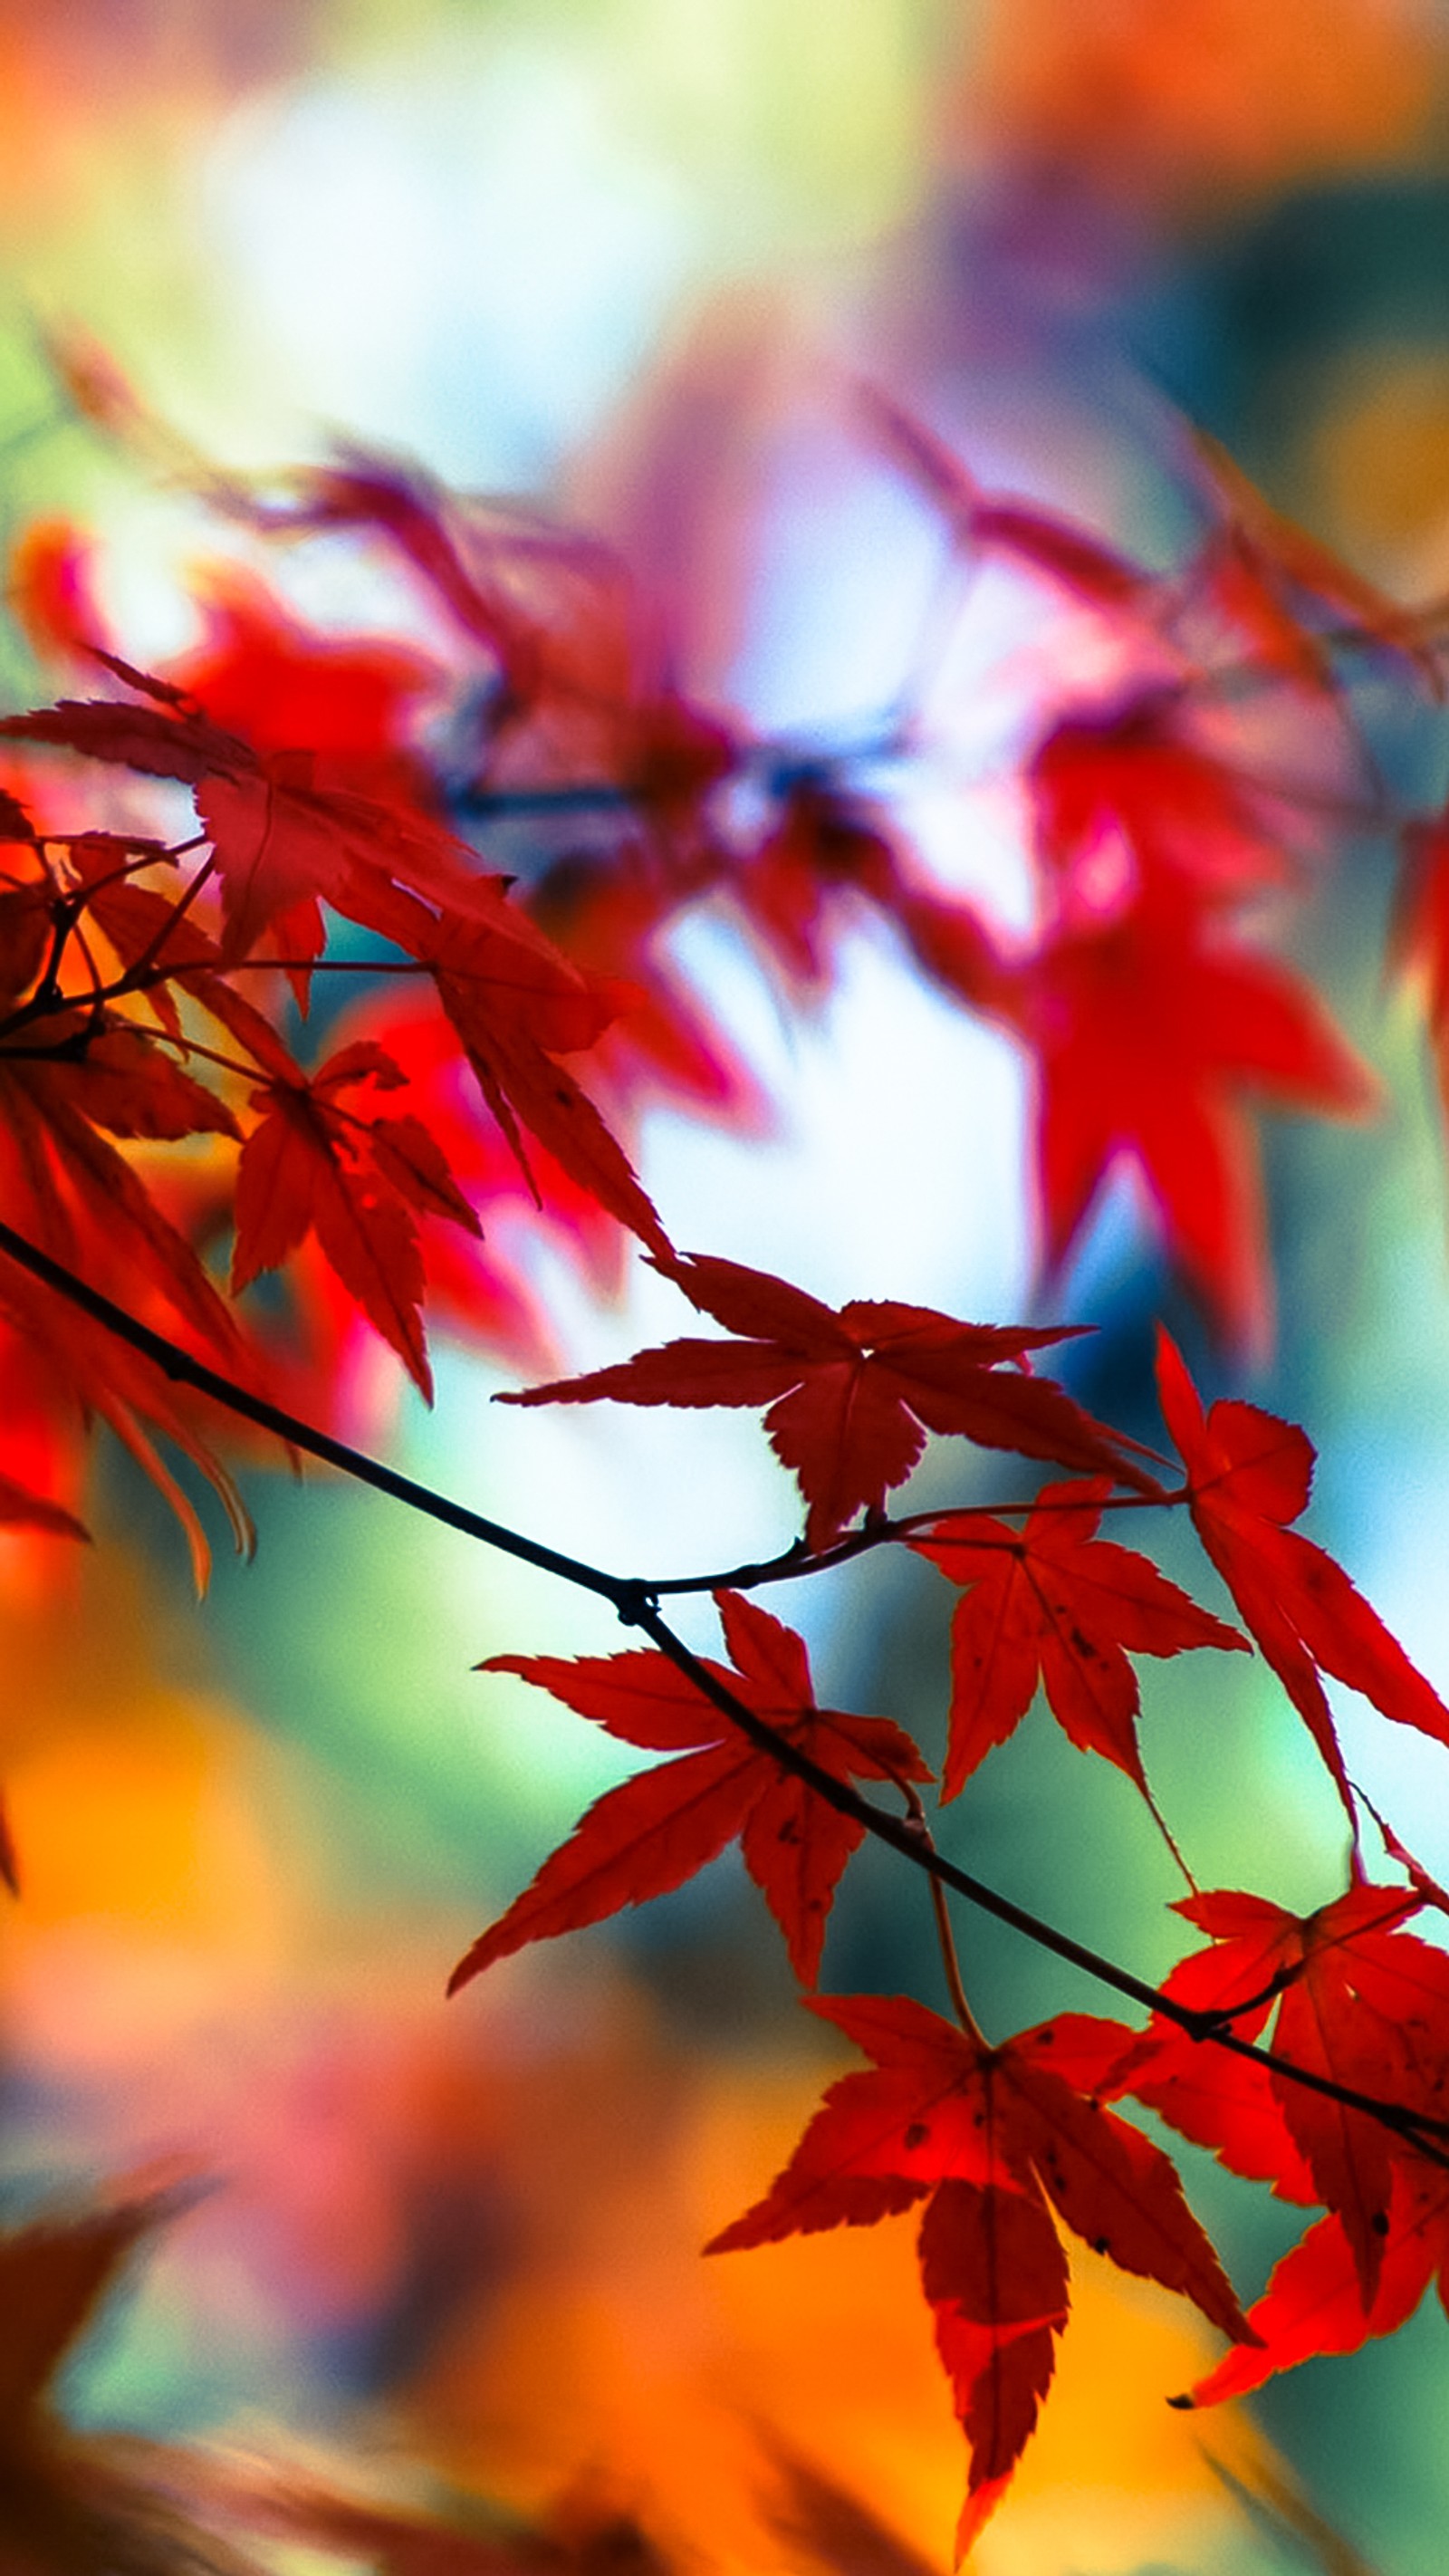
left=1027, top=687, right=1304, bottom=907
left=427, top=909, right=669, bottom=1254
left=165, top=566, right=441, bottom=779
left=1156, top=1330, right=1449, bottom=1833
left=448, top=1589, right=931, bottom=1992
left=527, top=844, right=753, bottom=1117
left=1186, top=2164, right=1449, bottom=2412
left=706, top=1992, right=1255, bottom=2559
left=0, top=1254, right=254, bottom=1593
left=1112, top=1882, right=1449, bottom=2306
left=0, top=678, right=671, bottom=1253
left=497, top=1250, right=1163, bottom=1552
left=0, top=687, right=469, bottom=968
left=1102, top=1891, right=1321, bottom=2206
left=1000, top=877, right=1376, bottom=1354
left=909, top=1477, right=1245, bottom=1800
left=0, top=971, right=242, bottom=1367
left=314, top=999, right=638, bottom=1372
left=1173, top=1887, right=1449, bottom=2409
left=231, top=1041, right=482, bottom=1400
left=728, top=784, right=904, bottom=991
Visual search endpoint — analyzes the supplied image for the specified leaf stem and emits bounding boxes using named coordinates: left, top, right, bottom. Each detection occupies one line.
left=903, top=1780, right=984, bottom=2041
left=639, top=1485, right=1185, bottom=1600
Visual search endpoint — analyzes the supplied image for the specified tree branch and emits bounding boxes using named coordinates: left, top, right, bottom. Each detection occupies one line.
left=1, top=1212, right=1444, bottom=2164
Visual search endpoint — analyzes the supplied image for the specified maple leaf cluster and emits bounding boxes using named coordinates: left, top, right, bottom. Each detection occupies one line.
left=456, top=1311, right=1449, bottom=2546
left=9, top=362, right=1449, bottom=2556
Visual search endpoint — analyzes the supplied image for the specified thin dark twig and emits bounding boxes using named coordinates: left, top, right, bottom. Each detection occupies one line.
left=0, top=1216, right=630, bottom=1610
left=639, top=1485, right=1179, bottom=1599
left=0, top=1213, right=1444, bottom=2164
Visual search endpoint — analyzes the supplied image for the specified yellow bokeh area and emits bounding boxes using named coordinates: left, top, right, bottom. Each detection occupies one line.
left=1310, top=347, right=1449, bottom=593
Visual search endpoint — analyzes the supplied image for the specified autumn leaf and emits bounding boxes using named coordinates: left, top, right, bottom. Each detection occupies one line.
left=310, top=998, right=638, bottom=1373
left=0, top=879, right=245, bottom=1366
left=231, top=1040, right=481, bottom=1400
left=1103, top=1896, right=1321, bottom=2208
left=232, top=448, right=736, bottom=824
left=0, top=1471, right=89, bottom=1543
left=0, top=684, right=544, bottom=968
left=1113, top=1881, right=1449, bottom=2310
left=707, top=1993, right=1254, bottom=2559
left=910, top=1478, right=1245, bottom=1800
left=0, top=2174, right=261, bottom=2576
left=0, top=1254, right=254, bottom=1594
left=0, top=2174, right=602, bottom=2573
left=497, top=1250, right=1162, bottom=1552
left=1, top=666, right=672, bottom=1252
left=1001, top=879, right=1377, bottom=1354
left=1156, top=1329, right=1449, bottom=1830
left=1185, top=2165, right=1449, bottom=2412
left=527, top=845, right=753, bottom=1116
left=729, top=785, right=903, bottom=991
left=1394, top=811, right=1449, bottom=1153
left=449, top=1590, right=931, bottom=1991
left=1028, top=688, right=1304, bottom=906
left=760, top=2440, right=940, bottom=2576
left=166, top=566, right=442, bottom=778
left=428, top=910, right=670, bottom=1254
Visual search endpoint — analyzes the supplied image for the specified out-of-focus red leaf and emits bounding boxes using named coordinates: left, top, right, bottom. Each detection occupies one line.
left=1185, top=422, right=1444, bottom=696
left=233, top=451, right=738, bottom=829
left=0, top=2174, right=258, bottom=2576
left=0, top=1254, right=254, bottom=1593
left=527, top=847, right=752, bottom=1117
left=730, top=786, right=903, bottom=989
left=855, top=382, right=1150, bottom=612
left=997, top=883, right=1376, bottom=1353
left=1393, top=812, right=1449, bottom=1166
left=199, top=2461, right=676, bottom=2572
left=1028, top=688, right=1302, bottom=905
left=0, top=1471, right=89, bottom=1543
left=167, top=568, right=441, bottom=774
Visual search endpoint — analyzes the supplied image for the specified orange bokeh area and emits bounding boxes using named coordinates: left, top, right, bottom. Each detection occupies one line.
left=0, top=1544, right=1281, bottom=2573
left=960, top=0, right=1442, bottom=213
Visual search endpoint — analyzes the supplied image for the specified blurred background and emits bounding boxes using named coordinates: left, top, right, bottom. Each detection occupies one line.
left=5, top=0, right=1449, bottom=2567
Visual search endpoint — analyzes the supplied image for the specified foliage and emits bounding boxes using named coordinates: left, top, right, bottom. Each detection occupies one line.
left=4, top=345, right=1449, bottom=2562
